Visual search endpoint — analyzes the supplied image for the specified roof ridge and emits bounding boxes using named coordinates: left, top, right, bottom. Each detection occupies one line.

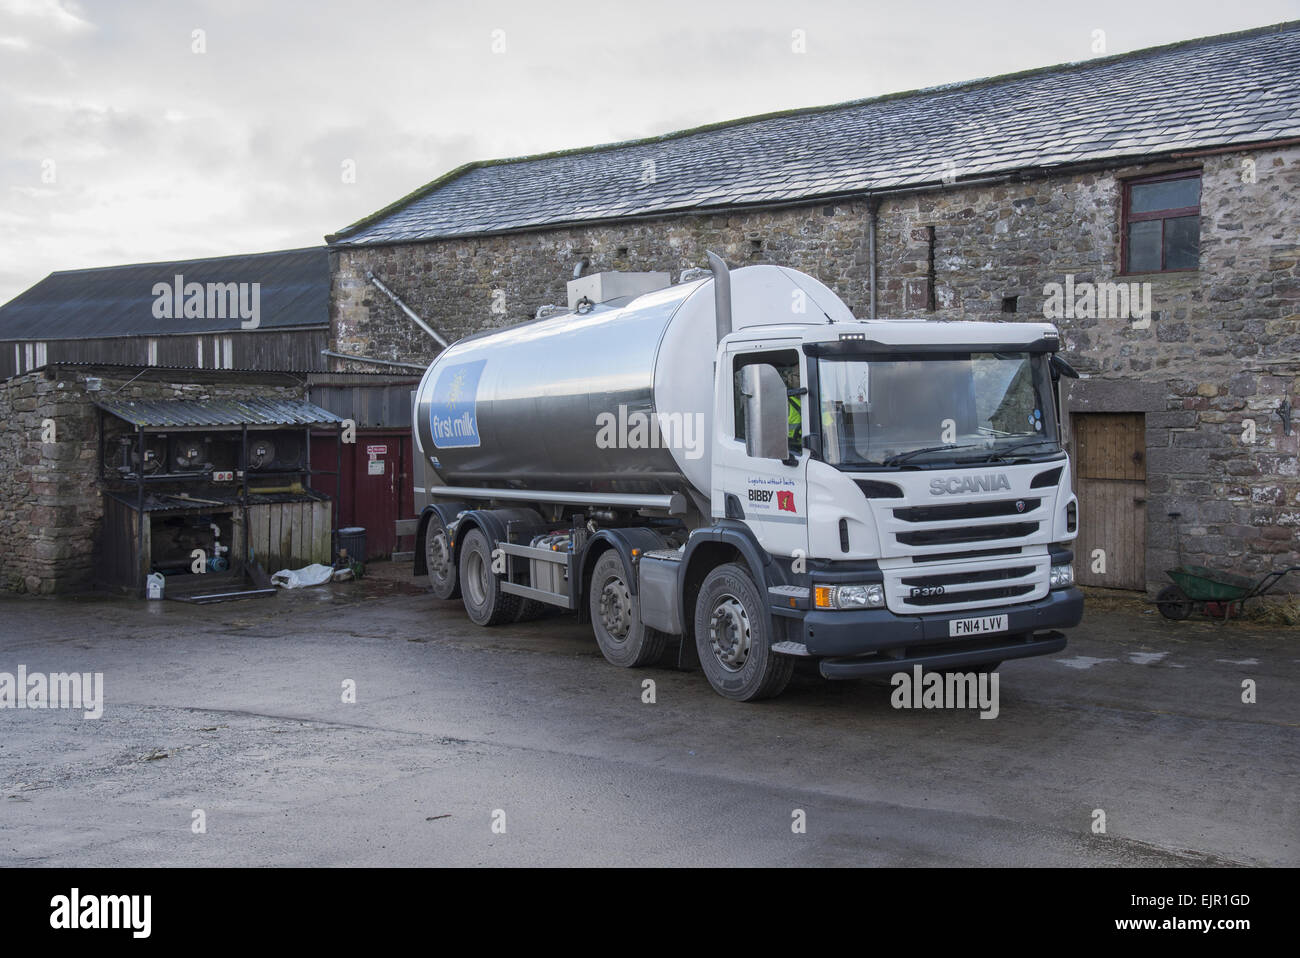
left=44, top=245, right=326, bottom=278
left=328, top=19, right=1300, bottom=242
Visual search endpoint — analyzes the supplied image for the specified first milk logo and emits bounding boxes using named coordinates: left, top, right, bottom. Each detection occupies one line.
left=429, top=359, right=486, bottom=449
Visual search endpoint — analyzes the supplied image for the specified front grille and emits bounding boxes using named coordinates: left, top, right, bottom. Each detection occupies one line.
left=886, top=552, right=1049, bottom=613
left=901, top=565, right=1036, bottom=587
left=905, top=584, right=1036, bottom=606
left=896, top=522, right=1038, bottom=547
left=894, top=498, right=1040, bottom=522
left=910, top=547, right=1021, bottom=564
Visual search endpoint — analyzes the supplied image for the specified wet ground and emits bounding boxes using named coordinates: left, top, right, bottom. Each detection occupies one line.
left=1, top=566, right=1295, bottom=866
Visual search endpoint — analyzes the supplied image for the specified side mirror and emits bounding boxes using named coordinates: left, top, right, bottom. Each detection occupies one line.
left=741, top=363, right=790, bottom=461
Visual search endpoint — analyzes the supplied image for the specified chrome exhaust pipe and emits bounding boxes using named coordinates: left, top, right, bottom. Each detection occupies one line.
left=706, top=250, right=732, bottom=343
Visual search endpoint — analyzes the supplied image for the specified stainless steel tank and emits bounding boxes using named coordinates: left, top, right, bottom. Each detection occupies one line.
left=412, top=265, right=855, bottom=502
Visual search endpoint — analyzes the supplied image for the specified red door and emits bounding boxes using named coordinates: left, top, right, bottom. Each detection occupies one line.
left=310, top=431, right=413, bottom=560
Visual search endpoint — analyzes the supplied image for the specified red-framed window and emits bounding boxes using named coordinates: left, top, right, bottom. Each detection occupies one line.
left=1121, top=170, right=1201, bottom=274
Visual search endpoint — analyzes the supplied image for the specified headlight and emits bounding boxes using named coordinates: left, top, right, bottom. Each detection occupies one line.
left=814, top=583, right=885, bottom=609
left=1049, top=564, right=1074, bottom=589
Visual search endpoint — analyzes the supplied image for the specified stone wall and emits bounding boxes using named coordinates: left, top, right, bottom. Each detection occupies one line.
left=331, top=144, right=1300, bottom=591
left=0, top=368, right=304, bottom=594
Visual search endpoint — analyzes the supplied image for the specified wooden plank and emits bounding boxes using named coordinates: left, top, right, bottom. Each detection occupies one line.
left=301, top=501, right=312, bottom=566
left=290, top=503, right=304, bottom=565
left=320, top=501, right=332, bottom=563
left=279, top=504, right=293, bottom=567
left=313, top=501, right=331, bottom=564
left=269, top=506, right=281, bottom=569
left=281, top=503, right=293, bottom=565
left=248, top=504, right=266, bottom=568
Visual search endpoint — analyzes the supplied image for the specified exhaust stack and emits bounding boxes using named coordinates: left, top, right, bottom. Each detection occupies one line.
left=706, top=250, right=732, bottom=343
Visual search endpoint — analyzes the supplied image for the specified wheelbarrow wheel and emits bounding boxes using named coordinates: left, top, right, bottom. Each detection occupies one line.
left=1156, top=585, right=1192, bottom=621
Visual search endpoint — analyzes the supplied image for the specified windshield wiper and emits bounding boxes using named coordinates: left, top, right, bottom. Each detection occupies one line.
left=882, top=442, right=990, bottom=466
left=982, top=438, right=1057, bottom=462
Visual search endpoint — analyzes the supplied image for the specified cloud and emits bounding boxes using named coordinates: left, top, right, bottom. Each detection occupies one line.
left=0, top=0, right=92, bottom=33
left=1, top=0, right=1296, bottom=303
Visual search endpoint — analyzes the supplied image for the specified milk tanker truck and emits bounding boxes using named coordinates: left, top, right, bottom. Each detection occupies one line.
left=412, top=254, right=1083, bottom=701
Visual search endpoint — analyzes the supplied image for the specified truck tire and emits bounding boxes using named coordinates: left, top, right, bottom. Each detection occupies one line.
left=589, top=550, right=666, bottom=667
left=693, top=563, right=793, bottom=701
left=458, top=527, right=520, bottom=626
left=513, top=597, right=548, bottom=623
left=424, top=512, right=460, bottom=600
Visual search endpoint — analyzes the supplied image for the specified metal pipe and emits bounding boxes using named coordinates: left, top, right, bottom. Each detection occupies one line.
left=319, top=348, right=427, bottom=371
left=429, top=484, right=683, bottom=513
left=366, top=271, right=449, bottom=348
left=867, top=197, right=879, bottom=319
left=136, top=426, right=145, bottom=595
left=706, top=250, right=732, bottom=342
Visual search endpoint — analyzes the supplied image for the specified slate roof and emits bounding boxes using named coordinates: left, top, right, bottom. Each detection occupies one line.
left=330, top=22, right=1300, bottom=247
left=0, top=247, right=329, bottom=341
left=96, top=397, right=343, bottom=428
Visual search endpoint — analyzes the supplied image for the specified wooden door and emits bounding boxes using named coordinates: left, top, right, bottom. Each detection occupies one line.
left=1072, top=413, right=1147, bottom=590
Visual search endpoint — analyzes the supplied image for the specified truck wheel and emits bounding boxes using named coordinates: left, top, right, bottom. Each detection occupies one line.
left=424, top=513, right=460, bottom=600
left=458, top=528, right=520, bottom=626
left=589, top=551, right=666, bottom=667
left=694, top=563, right=793, bottom=701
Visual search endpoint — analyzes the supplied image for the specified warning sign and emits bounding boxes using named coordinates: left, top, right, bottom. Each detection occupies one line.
left=366, top=444, right=388, bottom=456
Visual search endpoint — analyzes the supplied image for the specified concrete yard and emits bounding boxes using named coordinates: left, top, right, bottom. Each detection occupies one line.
left=1, top=565, right=1295, bottom=867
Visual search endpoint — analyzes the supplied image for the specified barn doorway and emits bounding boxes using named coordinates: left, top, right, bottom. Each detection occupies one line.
left=1071, top=412, right=1147, bottom=590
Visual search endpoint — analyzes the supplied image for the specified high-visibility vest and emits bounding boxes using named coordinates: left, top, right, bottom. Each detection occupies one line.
left=787, top=395, right=801, bottom=439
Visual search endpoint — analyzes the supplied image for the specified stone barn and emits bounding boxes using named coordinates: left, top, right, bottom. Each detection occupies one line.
left=325, top=22, right=1300, bottom=594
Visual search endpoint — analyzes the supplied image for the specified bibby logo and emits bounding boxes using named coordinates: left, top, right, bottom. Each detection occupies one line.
left=776, top=490, right=796, bottom=513
left=429, top=360, right=486, bottom=449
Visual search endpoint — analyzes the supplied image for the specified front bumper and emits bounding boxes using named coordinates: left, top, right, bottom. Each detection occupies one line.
left=798, top=587, right=1083, bottom=679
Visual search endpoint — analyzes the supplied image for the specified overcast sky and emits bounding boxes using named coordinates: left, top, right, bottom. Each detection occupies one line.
left=1, top=0, right=1296, bottom=302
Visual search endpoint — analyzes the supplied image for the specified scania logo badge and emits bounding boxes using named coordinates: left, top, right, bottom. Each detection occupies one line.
left=1015, top=500, right=1026, bottom=513
left=928, top=474, right=1011, bottom=495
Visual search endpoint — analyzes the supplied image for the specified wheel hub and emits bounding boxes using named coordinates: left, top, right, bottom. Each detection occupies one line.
left=709, top=596, right=751, bottom=672
left=598, top=577, right=632, bottom=643
left=466, top=551, right=488, bottom=605
left=428, top=532, right=451, bottom=579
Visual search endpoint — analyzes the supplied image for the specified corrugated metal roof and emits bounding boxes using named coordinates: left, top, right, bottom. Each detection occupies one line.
left=96, top=397, right=344, bottom=428
left=330, top=23, right=1300, bottom=246
left=0, top=247, right=328, bottom=342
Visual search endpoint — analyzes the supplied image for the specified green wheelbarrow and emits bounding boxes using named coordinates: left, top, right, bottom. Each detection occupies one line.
left=1157, top=513, right=1299, bottom=621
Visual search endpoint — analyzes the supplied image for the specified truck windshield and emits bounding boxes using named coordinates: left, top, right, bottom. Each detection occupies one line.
left=815, top=352, right=1061, bottom=468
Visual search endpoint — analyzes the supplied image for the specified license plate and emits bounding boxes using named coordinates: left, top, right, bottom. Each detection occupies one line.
left=949, top=614, right=1008, bottom=637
